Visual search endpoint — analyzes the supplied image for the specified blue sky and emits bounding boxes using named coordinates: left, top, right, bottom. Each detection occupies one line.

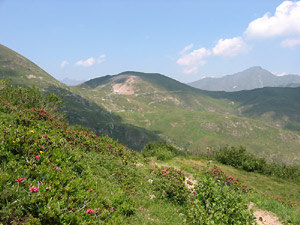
left=0, top=0, right=300, bottom=82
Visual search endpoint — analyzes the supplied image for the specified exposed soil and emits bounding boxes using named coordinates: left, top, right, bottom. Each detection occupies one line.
left=112, top=76, right=139, bottom=95
left=249, top=202, right=283, bottom=225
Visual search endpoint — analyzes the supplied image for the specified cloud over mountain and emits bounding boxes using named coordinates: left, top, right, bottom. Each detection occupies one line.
left=76, top=54, right=106, bottom=67
left=213, top=37, right=249, bottom=57
left=245, top=1, right=300, bottom=39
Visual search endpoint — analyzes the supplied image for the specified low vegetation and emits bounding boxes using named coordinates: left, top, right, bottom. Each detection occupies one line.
left=0, top=84, right=257, bottom=224
left=212, top=146, right=300, bottom=182
left=1, top=83, right=299, bottom=224
left=141, top=141, right=179, bottom=160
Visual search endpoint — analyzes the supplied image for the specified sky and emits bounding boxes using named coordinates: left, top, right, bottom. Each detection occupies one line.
left=0, top=0, right=300, bottom=83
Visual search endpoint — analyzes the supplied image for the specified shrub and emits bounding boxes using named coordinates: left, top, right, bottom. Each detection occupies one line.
left=142, top=141, right=178, bottom=160
left=186, top=174, right=255, bottom=224
left=213, top=146, right=300, bottom=182
left=150, top=167, right=189, bottom=205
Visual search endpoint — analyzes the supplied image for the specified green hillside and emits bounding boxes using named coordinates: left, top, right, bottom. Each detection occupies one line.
left=1, top=44, right=300, bottom=164
left=1, top=83, right=300, bottom=224
left=203, top=87, right=300, bottom=132
left=0, top=44, right=64, bottom=89
left=0, top=44, right=160, bottom=150
left=73, top=72, right=300, bottom=165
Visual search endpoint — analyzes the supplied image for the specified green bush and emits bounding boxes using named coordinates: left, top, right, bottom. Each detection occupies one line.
left=213, top=146, right=300, bottom=182
left=151, top=167, right=189, bottom=205
left=142, top=141, right=178, bottom=160
left=186, top=174, right=255, bottom=224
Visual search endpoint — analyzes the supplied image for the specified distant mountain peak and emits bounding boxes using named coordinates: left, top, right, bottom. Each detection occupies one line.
left=188, top=67, right=300, bottom=92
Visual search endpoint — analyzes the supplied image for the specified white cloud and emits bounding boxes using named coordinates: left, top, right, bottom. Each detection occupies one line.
left=183, top=66, right=199, bottom=75
left=281, top=38, right=300, bottom=47
left=177, top=48, right=211, bottom=66
left=177, top=37, right=248, bottom=74
left=245, top=1, right=300, bottom=39
left=76, top=57, right=95, bottom=67
left=60, top=60, right=69, bottom=68
left=179, top=43, right=194, bottom=55
left=97, top=54, right=106, bottom=63
left=177, top=47, right=211, bottom=74
left=213, top=36, right=249, bottom=57
left=76, top=54, right=106, bottom=67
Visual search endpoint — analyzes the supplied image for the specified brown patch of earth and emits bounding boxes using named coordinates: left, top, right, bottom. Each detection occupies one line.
left=249, top=202, right=282, bottom=225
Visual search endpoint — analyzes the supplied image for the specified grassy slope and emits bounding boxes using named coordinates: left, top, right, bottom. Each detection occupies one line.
left=73, top=72, right=300, bottom=165
left=161, top=157, right=300, bottom=224
left=0, top=84, right=255, bottom=224
left=1, top=84, right=299, bottom=224
left=0, top=44, right=161, bottom=150
left=0, top=44, right=64, bottom=89
left=203, top=87, right=300, bottom=132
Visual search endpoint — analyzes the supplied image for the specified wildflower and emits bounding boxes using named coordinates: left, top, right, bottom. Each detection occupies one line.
left=109, top=207, right=114, bottom=212
left=35, top=155, right=40, bottom=159
left=41, top=145, right=45, bottom=149
left=55, top=166, right=61, bottom=171
left=86, top=208, right=94, bottom=214
left=30, top=130, right=35, bottom=133
left=275, top=196, right=279, bottom=200
left=88, top=189, right=94, bottom=192
left=46, top=186, right=51, bottom=190
left=29, top=186, right=38, bottom=193
left=148, top=179, right=153, bottom=184
left=66, top=130, right=70, bottom=134
left=42, top=134, right=48, bottom=138
left=16, top=177, right=26, bottom=182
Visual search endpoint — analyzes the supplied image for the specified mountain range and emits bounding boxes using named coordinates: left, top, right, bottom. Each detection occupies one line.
left=188, top=66, right=300, bottom=92
left=1, top=44, right=300, bottom=164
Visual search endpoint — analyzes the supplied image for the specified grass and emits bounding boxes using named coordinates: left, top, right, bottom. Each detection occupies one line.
left=2, top=44, right=300, bottom=165
left=0, top=84, right=257, bottom=224
left=71, top=72, right=300, bottom=165
left=165, top=157, right=300, bottom=224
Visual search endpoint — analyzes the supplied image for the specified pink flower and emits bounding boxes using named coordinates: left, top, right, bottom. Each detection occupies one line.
left=109, top=207, right=114, bottom=212
left=29, top=186, right=38, bottom=193
left=46, top=186, right=51, bottom=190
left=275, top=196, right=279, bottom=200
left=16, top=177, right=26, bottom=182
left=55, top=167, right=61, bottom=171
left=35, top=155, right=40, bottom=159
left=88, top=189, right=94, bottom=192
left=86, top=208, right=94, bottom=214
left=66, top=130, right=70, bottom=134
left=42, top=134, right=48, bottom=138
left=41, top=145, right=45, bottom=149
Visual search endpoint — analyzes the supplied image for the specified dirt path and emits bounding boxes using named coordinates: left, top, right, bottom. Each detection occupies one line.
left=249, top=202, right=283, bottom=225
